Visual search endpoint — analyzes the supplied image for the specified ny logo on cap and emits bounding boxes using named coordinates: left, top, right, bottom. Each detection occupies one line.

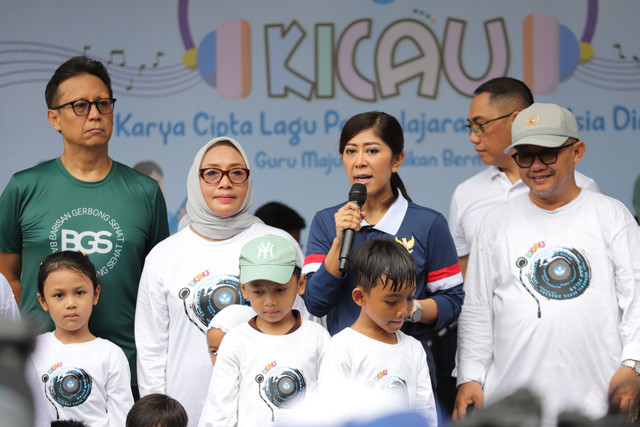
left=257, top=242, right=274, bottom=260
left=525, top=115, right=540, bottom=128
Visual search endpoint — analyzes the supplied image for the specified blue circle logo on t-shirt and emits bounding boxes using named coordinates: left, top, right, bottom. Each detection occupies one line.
left=218, top=291, right=232, bottom=305
left=178, top=273, right=249, bottom=333
left=527, top=246, right=591, bottom=300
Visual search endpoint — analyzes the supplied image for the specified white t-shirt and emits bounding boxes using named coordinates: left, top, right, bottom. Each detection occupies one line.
left=319, top=327, right=437, bottom=427
left=0, top=272, right=19, bottom=320
left=199, top=319, right=330, bottom=427
left=457, top=190, right=640, bottom=426
left=449, top=166, right=599, bottom=257
left=135, top=223, right=312, bottom=426
left=30, top=332, right=133, bottom=427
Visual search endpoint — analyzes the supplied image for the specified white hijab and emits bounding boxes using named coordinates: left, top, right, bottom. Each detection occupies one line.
left=178, top=136, right=262, bottom=240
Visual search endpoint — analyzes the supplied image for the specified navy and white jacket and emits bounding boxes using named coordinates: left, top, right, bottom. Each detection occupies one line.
left=303, top=193, right=464, bottom=347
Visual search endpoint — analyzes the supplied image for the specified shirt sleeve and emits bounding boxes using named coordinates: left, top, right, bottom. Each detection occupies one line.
left=315, top=327, right=331, bottom=375
left=449, top=186, right=470, bottom=257
left=0, top=273, right=20, bottom=321
left=318, top=336, right=351, bottom=391
left=106, top=345, right=134, bottom=426
left=302, top=210, right=348, bottom=317
left=456, top=223, right=494, bottom=386
left=0, top=176, right=23, bottom=253
left=425, top=214, right=465, bottom=330
left=199, top=332, right=241, bottom=427
left=135, top=253, right=170, bottom=395
left=145, top=185, right=170, bottom=254
left=414, top=343, right=438, bottom=427
left=611, top=215, right=640, bottom=360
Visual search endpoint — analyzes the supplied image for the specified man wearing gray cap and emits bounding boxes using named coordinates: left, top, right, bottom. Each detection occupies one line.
left=454, top=103, right=640, bottom=426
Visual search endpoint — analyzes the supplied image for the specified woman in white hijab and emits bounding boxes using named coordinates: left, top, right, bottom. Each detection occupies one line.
left=134, top=137, right=307, bottom=426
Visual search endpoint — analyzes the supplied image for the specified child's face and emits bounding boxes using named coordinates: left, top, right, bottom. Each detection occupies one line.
left=357, top=281, right=415, bottom=336
left=207, top=327, right=226, bottom=366
left=37, top=268, right=100, bottom=338
left=241, top=274, right=305, bottom=332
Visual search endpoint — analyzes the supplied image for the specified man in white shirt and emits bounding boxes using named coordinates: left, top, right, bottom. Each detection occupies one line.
left=454, top=103, right=640, bottom=426
left=441, top=78, right=598, bottom=419
left=449, top=77, right=598, bottom=277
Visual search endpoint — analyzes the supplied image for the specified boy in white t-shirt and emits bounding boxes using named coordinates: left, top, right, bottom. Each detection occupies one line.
left=318, top=239, right=438, bottom=426
left=198, top=234, right=330, bottom=427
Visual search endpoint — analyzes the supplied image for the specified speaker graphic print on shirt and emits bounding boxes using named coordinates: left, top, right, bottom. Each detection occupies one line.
left=255, top=363, right=306, bottom=421
left=368, top=369, right=409, bottom=403
left=42, top=365, right=93, bottom=419
left=516, top=244, right=591, bottom=318
left=178, top=271, right=249, bottom=333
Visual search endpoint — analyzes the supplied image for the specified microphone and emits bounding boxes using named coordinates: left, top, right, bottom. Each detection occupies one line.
left=339, top=183, right=367, bottom=273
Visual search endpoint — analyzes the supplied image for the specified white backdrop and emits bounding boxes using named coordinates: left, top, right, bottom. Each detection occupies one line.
left=2, top=0, right=639, bottom=242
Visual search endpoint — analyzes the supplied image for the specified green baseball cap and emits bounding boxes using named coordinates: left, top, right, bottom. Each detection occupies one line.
left=239, top=234, right=301, bottom=284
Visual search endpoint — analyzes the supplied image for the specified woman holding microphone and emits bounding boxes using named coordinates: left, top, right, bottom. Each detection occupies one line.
left=303, top=111, right=464, bottom=413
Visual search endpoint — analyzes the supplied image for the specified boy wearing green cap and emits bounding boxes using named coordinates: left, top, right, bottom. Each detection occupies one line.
left=198, top=234, right=330, bottom=427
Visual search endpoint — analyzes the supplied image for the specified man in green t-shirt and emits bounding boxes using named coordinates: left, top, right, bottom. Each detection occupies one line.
left=0, top=56, right=170, bottom=395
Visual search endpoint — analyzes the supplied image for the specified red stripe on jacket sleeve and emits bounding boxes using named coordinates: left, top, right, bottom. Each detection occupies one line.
left=427, top=263, right=462, bottom=283
left=304, top=254, right=326, bottom=266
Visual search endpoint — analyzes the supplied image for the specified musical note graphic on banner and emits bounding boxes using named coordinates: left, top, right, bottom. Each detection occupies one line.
left=152, top=51, right=164, bottom=67
left=107, top=49, right=126, bottom=66
left=613, top=43, right=626, bottom=59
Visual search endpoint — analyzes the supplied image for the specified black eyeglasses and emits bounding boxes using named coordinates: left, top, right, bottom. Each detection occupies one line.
left=511, top=141, right=578, bottom=168
left=51, top=98, right=116, bottom=116
left=465, top=112, right=514, bottom=135
left=199, top=168, right=250, bottom=184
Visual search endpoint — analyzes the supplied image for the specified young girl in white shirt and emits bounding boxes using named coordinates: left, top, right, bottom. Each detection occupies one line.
left=31, top=250, right=133, bottom=427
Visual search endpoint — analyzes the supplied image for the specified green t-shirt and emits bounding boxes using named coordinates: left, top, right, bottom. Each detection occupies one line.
left=0, top=158, right=170, bottom=386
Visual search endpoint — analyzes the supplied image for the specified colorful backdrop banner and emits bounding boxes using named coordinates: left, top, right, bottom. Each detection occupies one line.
left=2, top=0, right=639, bottom=240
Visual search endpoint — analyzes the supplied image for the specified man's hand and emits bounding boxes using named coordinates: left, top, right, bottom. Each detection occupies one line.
left=453, top=380, right=484, bottom=421
left=608, top=365, right=640, bottom=423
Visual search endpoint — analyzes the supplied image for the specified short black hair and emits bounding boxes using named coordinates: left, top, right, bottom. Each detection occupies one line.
left=351, top=239, right=416, bottom=293
left=126, top=393, right=188, bottom=427
left=255, top=201, right=306, bottom=232
left=37, top=251, right=99, bottom=296
left=45, top=56, right=113, bottom=108
left=473, top=77, right=534, bottom=110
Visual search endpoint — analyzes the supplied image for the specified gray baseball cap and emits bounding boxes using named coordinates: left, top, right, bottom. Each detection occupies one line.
left=506, top=103, right=580, bottom=152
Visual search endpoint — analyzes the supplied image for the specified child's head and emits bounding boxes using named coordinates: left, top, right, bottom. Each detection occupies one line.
left=206, top=304, right=255, bottom=366
left=126, top=393, right=188, bottom=427
left=37, top=251, right=99, bottom=296
left=351, top=239, right=417, bottom=334
left=36, top=251, right=101, bottom=338
left=238, top=234, right=305, bottom=331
